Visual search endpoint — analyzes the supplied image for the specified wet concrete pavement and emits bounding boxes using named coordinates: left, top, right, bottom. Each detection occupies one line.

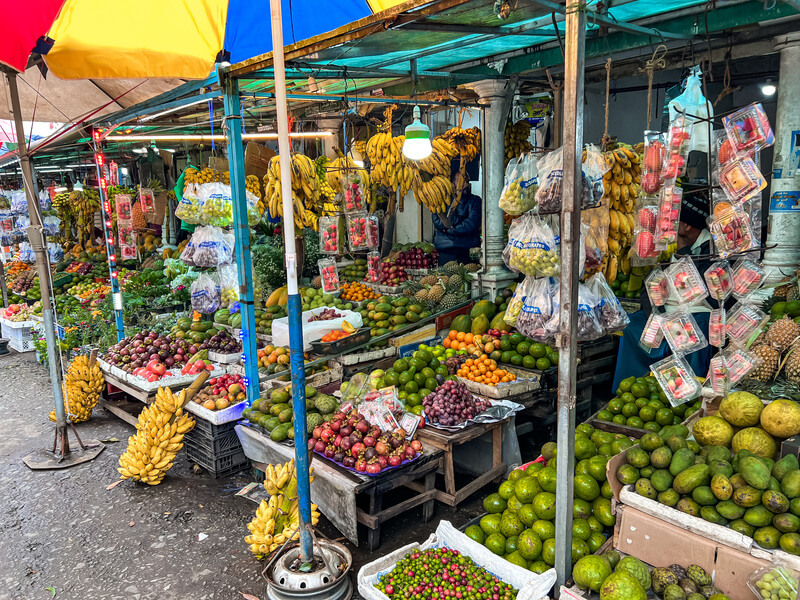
left=0, top=351, right=488, bottom=600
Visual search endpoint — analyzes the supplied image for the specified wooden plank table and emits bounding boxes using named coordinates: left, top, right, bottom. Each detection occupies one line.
left=414, top=420, right=506, bottom=506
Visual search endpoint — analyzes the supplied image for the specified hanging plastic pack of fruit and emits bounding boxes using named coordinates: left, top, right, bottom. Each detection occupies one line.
left=651, top=354, right=702, bottom=406
left=660, top=310, right=708, bottom=355
left=190, top=271, right=221, bottom=314
left=193, top=226, right=233, bottom=268
left=499, top=152, right=538, bottom=215
left=179, top=229, right=199, bottom=266
left=707, top=354, right=730, bottom=397
left=718, top=155, right=767, bottom=204
left=654, top=184, right=683, bottom=250
left=662, top=114, right=693, bottom=181
left=723, top=102, right=774, bottom=157
left=515, top=277, right=555, bottom=341
left=503, top=213, right=533, bottom=275
left=641, top=131, right=666, bottom=194
left=709, top=308, right=726, bottom=348
left=666, top=256, right=708, bottom=306
left=503, top=275, right=534, bottom=327
left=730, top=257, right=766, bottom=301
left=586, top=273, right=630, bottom=334
left=342, top=172, right=367, bottom=212
left=317, top=258, right=341, bottom=294
left=319, top=215, right=339, bottom=255
left=631, top=193, right=660, bottom=265
left=347, top=211, right=369, bottom=252
left=576, top=282, right=604, bottom=342
left=639, top=313, right=664, bottom=352
left=218, top=263, right=239, bottom=306
left=366, top=214, right=380, bottom=249
left=726, top=303, right=768, bottom=347
left=197, top=182, right=233, bottom=227
left=366, top=251, right=380, bottom=283
left=704, top=261, right=733, bottom=302
left=709, top=200, right=756, bottom=258
left=175, top=183, right=204, bottom=225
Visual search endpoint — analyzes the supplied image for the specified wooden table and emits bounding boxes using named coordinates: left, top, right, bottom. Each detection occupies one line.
left=236, top=423, right=442, bottom=550
left=414, top=420, right=506, bottom=506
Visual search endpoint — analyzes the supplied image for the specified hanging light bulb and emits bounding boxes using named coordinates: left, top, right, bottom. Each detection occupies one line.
left=402, top=106, right=432, bottom=160
left=760, top=78, right=777, bottom=97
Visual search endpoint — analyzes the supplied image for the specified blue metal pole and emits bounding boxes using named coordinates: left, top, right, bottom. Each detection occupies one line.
left=91, top=133, right=124, bottom=342
left=220, top=73, right=261, bottom=405
left=268, top=0, right=313, bottom=561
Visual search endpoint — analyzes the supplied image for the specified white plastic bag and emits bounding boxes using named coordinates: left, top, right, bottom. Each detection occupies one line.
left=190, top=272, right=221, bottom=314
left=668, top=67, right=713, bottom=154
left=271, top=307, right=363, bottom=351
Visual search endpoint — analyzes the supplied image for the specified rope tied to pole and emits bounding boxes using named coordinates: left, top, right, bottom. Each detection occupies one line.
left=714, top=48, right=741, bottom=107
left=639, top=44, right=668, bottom=130
left=601, top=58, right=612, bottom=151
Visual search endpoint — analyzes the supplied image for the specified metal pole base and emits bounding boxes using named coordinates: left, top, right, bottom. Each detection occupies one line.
left=22, top=425, right=105, bottom=470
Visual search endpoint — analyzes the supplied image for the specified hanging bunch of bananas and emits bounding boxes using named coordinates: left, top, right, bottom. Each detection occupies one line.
left=353, top=140, right=367, bottom=160
left=49, top=354, right=104, bottom=423
left=440, top=126, right=481, bottom=163
left=117, top=385, right=196, bottom=485
left=71, top=187, right=101, bottom=248
left=325, top=152, right=370, bottom=202
left=604, top=146, right=641, bottom=282
left=504, top=120, right=534, bottom=164
left=411, top=171, right=453, bottom=215
left=246, top=460, right=321, bottom=559
left=366, top=130, right=414, bottom=196
left=315, top=156, right=339, bottom=216
left=52, top=190, right=73, bottom=240
left=183, top=167, right=221, bottom=194
left=262, top=154, right=320, bottom=230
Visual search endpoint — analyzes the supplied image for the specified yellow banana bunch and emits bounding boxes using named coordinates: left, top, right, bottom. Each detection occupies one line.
left=602, top=145, right=642, bottom=282
left=117, top=386, right=196, bottom=485
left=504, top=120, right=534, bottom=164
left=262, top=154, right=320, bottom=230
left=246, top=460, right=319, bottom=559
left=49, top=354, right=105, bottom=423
left=439, top=126, right=481, bottom=163
left=411, top=172, right=452, bottom=215
left=366, top=130, right=414, bottom=197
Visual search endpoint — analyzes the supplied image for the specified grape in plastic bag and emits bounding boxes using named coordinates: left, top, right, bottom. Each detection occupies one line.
left=197, top=182, right=233, bottom=227
left=586, top=273, right=630, bottom=333
left=504, top=276, right=534, bottom=327
left=516, top=277, right=554, bottom=341
left=219, top=263, right=239, bottom=306
left=499, top=153, right=538, bottom=215
left=175, top=183, right=204, bottom=225
left=577, top=283, right=604, bottom=341
left=192, top=226, right=230, bottom=268
left=180, top=232, right=198, bottom=266
left=190, top=272, right=221, bottom=314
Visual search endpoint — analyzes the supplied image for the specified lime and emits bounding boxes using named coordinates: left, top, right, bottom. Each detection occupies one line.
left=518, top=503, right=537, bottom=526
left=620, top=392, right=635, bottom=404
left=621, top=403, right=638, bottom=418
left=522, top=355, right=536, bottom=369
left=510, top=354, right=523, bottom=366
left=500, top=338, right=512, bottom=351
left=537, top=466, right=557, bottom=492
left=573, top=498, right=592, bottom=519
left=638, top=406, right=656, bottom=422
left=607, top=398, right=623, bottom=414
left=530, top=343, right=546, bottom=358
left=536, top=357, right=551, bottom=370
left=413, top=372, right=425, bottom=386
left=630, top=383, right=648, bottom=398
left=411, top=405, right=424, bottom=416
left=500, top=351, right=513, bottom=364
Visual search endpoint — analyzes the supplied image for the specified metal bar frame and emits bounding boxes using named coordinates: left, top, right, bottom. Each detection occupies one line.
left=554, top=2, right=585, bottom=592
left=219, top=73, right=262, bottom=409
left=242, top=91, right=482, bottom=108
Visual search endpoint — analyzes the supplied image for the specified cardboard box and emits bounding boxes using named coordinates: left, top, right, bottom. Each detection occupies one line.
left=435, top=302, right=473, bottom=331
left=616, top=507, right=765, bottom=600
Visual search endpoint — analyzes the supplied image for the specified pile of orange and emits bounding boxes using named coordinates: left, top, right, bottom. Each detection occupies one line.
left=340, top=281, right=379, bottom=302
left=321, top=330, right=351, bottom=342
left=256, top=345, right=290, bottom=369
left=456, top=354, right=516, bottom=386
left=442, top=330, right=497, bottom=355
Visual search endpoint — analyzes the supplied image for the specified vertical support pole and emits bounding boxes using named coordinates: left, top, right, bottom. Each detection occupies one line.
left=269, top=0, right=313, bottom=563
left=554, top=4, right=585, bottom=593
left=92, top=133, right=124, bottom=342
left=0, top=266, right=8, bottom=308
left=6, top=72, right=66, bottom=432
left=220, top=74, right=261, bottom=407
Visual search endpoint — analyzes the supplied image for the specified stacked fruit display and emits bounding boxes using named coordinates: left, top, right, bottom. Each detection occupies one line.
left=300, top=288, right=358, bottom=311
left=341, top=260, right=368, bottom=282
left=358, top=296, right=429, bottom=337
left=391, top=243, right=437, bottom=270
left=340, top=281, right=379, bottom=302
left=104, top=330, right=200, bottom=374
left=572, top=554, right=728, bottom=600
left=2, top=303, right=34, bottom=322
left=192, top=374, right=246, bottom=411
left=11, top=269, right=37, bottom=296
left=373, top=351, right=455, bottom=415
left=243, top=384, right=336, bottom=442
left=254, top=345, right=329, bottom=380
left=595, top=374, right=702, bottom=432
left=466, top=423, right=621, bottom=571
left=199, top=329, right=242, bottom=354
left=455, top=354, right=517, bottom=386
left=308, top=407, right=423, bottom=474
left=377, top=260, right=409, bottom=287
left=622, top=392, right=800, bottom=553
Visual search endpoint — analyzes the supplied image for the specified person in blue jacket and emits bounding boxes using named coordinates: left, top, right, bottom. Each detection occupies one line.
left=431, top=162, right=482, bottom=266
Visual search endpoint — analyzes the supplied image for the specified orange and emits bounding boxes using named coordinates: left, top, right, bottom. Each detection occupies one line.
left=449, top=330, right=458, bottom=340
left=457, top=332, right=465, bottom=342
left=464, top=333, right=474, bottom=344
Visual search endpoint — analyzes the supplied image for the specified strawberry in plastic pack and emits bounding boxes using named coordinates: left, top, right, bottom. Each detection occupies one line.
left=320, top=215, right=339, bottom=254
left=661, top=310, right=708, bottom=355
left=709, top=201, right=755, bottom=257
left=723, top=102, right=774, bottom=156
left=704, top=261, right=733, bottom=302
left=645, top=267, right=670, bottom=307
left=707, top=355, right=729, bottom=397
left=342, top=173, right=366, bottom=211
left=347, top=212, right=368, bottom=252
left=632, top=195, right=660, bottom=264
left=731, top=258, right=765, bottom=300
left=655, top=185, right=682, bottom=249
left=366, top=251, right=380, bottom=283
left=709, top=308, right=726, bottom=348
left=317, top=258, right=340, bottom=294
left=652, top=354, right=701, bottom=406
left=725, top=347, right=761, bottom=384
left=639, top=312, right=664, bottom=352
left=642, top=131, right=666, bottom=194
left=366, top=214, right=380, bottom=248
left=726, top=303, right=768, bottom=347
left=667, top=257, right=708, bottom=306
left=662, top=115, right=692, bottom=180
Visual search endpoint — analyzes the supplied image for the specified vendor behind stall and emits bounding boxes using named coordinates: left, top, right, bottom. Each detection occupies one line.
left=431, top=161, right=482, bottom=266
left=611, top=188, right=714, bottom=390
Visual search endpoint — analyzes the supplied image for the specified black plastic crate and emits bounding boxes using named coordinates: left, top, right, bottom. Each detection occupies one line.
left=185, top=445, right=250, bottom=478
left=190, top=417, right=238, bottom=440
left=185, top=427, right=243, bottom=456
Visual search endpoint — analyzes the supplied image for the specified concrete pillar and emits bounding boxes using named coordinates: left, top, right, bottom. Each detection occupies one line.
left=317, top=117, right=341, bottom=159
left=464, top=80, right=517, bottom=294
left=764, top=33, right=800, bottom=284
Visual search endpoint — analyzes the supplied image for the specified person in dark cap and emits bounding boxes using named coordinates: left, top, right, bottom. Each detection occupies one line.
left=610, top=185, right=714, bottom=391
left=431, top=159, right=482, bottom=266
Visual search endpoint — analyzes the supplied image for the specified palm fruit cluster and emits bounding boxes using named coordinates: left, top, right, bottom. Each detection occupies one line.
left=604, top=145, right=641, bottom=282
left=117, top=386, right=195, bottom=485
left=49, top=354, right=105, bottom=423
left=245, top=459, right=321, bottom=559
left=504, top=120, right=534, bottom=165
left=262, top=154, right=320, bottom=230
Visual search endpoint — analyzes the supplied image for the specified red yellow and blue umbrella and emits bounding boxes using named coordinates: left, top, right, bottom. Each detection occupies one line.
left=1, top=0, right=406, bottom=80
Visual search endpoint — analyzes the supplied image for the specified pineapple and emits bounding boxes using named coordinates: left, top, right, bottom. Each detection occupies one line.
left=767, top=315, right=800, bottom=352
left=774, top=278, right=792, bottom=299
left=311, top=275, right=322, bottom=289
left=439, top=293, right=462, bottom=311
left=414, top=289, right=429, bottom=302
left=446, top=274, right=464, bottom=292
left=442, top=261, right=460, bottom=275
left=786, top=344, right=800, bottom=383
left=420, top=274, right=438, bottom=286
left=427, top=284, right=445, bottom=303
left=464, top=263, right=482, bottom=273
left=750, top=343, right=781, bottom=382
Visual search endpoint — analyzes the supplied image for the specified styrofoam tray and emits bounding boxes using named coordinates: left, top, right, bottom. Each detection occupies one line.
left=338, top=345, right=396, bottom=365
left=208, top=351, right=241, bottom=364
left=124, top=366, right=227, bottom=392
left=0, top=316, right=36, bottom=328
left=184, top=397, right=247, bottom=425
left=357, top=520, right=556, bottom=600
left=457, top=366, right=541, bottom=398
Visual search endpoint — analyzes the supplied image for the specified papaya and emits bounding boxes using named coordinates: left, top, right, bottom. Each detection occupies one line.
left=469, top=300, right=497, bottom=321
left=451, top=314, right=472, bottom=333
left=489, top=311, right=512, bottom=332
left=271, top=423, right=291, bottom=442
left=471, top=314, right=490, bottom=336
left=673, top=464, right=710, bottom=494
left=740, top=456, right=771, bottom=490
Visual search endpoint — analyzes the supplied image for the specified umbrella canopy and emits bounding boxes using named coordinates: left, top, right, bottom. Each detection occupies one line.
left=3, top=0, right=407, bottom=80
